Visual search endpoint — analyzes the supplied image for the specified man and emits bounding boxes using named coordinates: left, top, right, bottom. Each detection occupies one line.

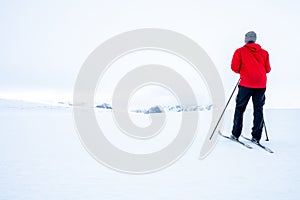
left=230, top=31, right=271, bottom=143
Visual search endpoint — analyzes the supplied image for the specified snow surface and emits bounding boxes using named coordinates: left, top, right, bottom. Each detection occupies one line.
left=0, top=99, right=299, bottom=200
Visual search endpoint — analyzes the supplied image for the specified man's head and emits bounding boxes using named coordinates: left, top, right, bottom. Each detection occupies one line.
left=245, top=31, right=257, bottom=43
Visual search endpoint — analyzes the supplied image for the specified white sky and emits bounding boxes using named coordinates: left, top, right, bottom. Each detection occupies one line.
left=0, top=0, right=299, bottom=108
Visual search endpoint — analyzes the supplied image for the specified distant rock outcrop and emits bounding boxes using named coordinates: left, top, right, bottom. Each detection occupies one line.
left=144, top=105, right=165, bottom=114
left=94, top=102, right=213, bottom=113
left=96, top=103, right=112, bottom=109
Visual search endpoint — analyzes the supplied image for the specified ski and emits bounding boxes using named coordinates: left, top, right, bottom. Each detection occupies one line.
left=219, top=131, right=253, bottom=149
left=241, top=135, right=274, bottom=153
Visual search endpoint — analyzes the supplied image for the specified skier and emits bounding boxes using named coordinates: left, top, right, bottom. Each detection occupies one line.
left=230, top=31, right=271, bottom=143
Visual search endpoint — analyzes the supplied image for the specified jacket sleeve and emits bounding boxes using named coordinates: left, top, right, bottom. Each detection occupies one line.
left=231, top=49, right=241, bottom=74
left=265, top=52, right=271, bottom=73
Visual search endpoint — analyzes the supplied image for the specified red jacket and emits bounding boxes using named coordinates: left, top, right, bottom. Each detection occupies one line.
left=231, top=43, right=271, bottom=88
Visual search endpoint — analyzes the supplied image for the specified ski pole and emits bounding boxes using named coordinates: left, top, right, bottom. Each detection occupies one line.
left=209, top=78, right=241, bottom=140
left=263, top=120, right=269, bottom=141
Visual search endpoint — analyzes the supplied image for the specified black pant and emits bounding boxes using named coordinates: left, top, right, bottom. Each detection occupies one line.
left=232, top=86, right=266, bottom=140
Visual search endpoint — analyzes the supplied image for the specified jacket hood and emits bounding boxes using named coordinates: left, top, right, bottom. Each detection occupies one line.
left=244, top=43, right=261, bottom=52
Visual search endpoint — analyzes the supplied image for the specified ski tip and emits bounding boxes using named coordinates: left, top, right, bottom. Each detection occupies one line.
left=267, top=149, right=274, bottom=154
left=241, top=135, right=274, bottom=153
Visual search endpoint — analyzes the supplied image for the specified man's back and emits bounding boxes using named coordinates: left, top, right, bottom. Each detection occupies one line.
left=231, top=43, right=271, bottom=88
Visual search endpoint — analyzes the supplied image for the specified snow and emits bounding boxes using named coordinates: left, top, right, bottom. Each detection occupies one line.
left=0, top=99, right=299, bottom=200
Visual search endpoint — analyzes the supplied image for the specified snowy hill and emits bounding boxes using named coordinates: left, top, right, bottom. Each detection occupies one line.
left=0, top=98, right=212, bottom=114
left=0, top=98, right=300, bottom=199
left=0, top=98, right=71, bottom=110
